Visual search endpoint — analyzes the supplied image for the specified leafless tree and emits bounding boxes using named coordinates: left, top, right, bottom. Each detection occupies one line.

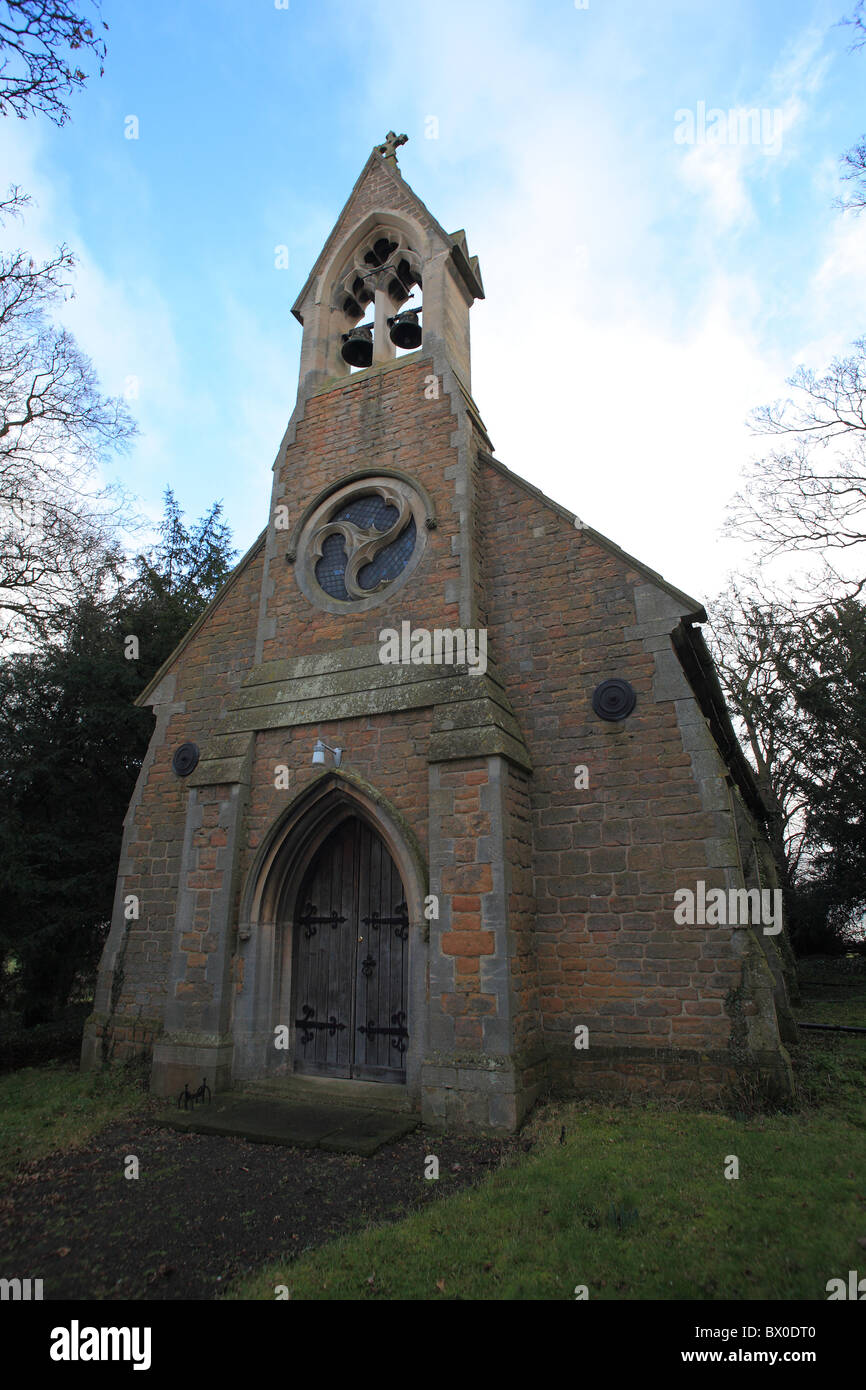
left=0, top=185, right=137, bottom=643
left=839, top=139, right=866, bottom=213
left=837, top=2, right=866, bottom=211
left=725, top=338, right=866, bottom=595
left=708, top=583, right=810, bottom=887
left=0, top=0, right=106, bottom=124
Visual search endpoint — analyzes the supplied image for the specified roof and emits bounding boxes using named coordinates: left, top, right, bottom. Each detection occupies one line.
left=670, top=617, right=768, bottom=820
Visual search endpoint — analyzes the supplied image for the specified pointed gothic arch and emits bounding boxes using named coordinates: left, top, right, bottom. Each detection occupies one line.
left=316, top=212, right=429, bottom=374
left=318, top=209, right=430, bottom=314
left=231, top=771, right=429, bottom=1089
left=331, top=224, right=424, bottom=321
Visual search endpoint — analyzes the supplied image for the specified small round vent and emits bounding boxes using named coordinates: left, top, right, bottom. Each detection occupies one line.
left=172, top=741, right=200, bottom=777
left=592, top=679, right=636, bottom=722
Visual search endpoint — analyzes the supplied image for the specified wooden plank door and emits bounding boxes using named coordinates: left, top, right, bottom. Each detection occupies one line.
left=291, top=817, right=408, bottom=1081
left=354, top=819, right=409, bottom=1080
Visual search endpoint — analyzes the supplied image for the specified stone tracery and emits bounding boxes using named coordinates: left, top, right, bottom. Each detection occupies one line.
left=333, top=228, right=423, bottom=321
left=293, top=473, right=428, bottom=612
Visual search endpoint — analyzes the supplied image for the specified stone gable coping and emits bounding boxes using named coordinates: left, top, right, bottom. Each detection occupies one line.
left=134, top=530, right=267, bottom=710
left=183, top=643, right=531, bottom=773
left=232, top=653, right=511, bottom=712
left=478, top=449, right=706, bottom=620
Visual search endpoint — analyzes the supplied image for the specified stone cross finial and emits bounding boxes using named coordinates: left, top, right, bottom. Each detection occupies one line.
left=375, top=130, right=408, bottom=167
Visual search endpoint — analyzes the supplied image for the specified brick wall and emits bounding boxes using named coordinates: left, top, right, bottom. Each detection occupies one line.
left=239, top=710, right=433, bottom=882
left=90, top=353, right=785, bottom=1113
left=93, top=356, right=467, bottom=1065
left=92, top=545, right=265, bottom=1060
left=479, top=459, right=747, bottom=1097
left=504, top=763, right=543, bottom=1063
left=437, top=760, right=498, bottom=1052
left=263, top=357, right=463, bottom=663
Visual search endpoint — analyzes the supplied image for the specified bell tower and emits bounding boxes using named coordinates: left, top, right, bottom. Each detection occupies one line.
left=290, top=130, right=484, bottom=396
left=251, top=130, right=495, bottom=661
left=223, top=132, right=545, bottom=1130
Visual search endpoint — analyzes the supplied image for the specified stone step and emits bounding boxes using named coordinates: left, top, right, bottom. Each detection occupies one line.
left=238, top=1073, right=417, bottom=1115
left=166, top=1093, right=419, bottom=1155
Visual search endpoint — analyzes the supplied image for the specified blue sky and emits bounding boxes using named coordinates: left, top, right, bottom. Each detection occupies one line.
left=2, top=0, right=865, bottom=601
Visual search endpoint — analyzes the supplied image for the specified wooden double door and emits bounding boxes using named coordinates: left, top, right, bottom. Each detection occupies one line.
left=291, top=816, right=409, bottom=1082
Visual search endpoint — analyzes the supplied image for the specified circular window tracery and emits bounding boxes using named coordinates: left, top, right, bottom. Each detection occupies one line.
left=315, top=492, right=417, bottom=600
left=294, top=476, right=430, bottom=614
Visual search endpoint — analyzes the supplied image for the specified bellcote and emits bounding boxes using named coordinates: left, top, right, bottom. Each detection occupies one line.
left=291, top=133, right=484, bottom=395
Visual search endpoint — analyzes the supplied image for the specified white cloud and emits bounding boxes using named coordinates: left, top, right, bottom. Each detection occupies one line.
left=2, top=0, right=860, bottom=612
left=677, top=139, right=757, bottom=230
left=812, top=211, right=866, bottom=298
left=348, top=1, right=796, bottom=598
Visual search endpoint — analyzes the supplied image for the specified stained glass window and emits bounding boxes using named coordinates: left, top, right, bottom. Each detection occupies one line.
left=315, top=493, right=417, bottom=602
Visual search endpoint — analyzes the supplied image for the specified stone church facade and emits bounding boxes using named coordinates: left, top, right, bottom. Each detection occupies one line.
left=81, top=136, right=797, bottom=1131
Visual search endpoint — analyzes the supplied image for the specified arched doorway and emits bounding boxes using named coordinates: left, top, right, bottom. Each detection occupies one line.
left=286, top=815, right=409, bottom=1081
left=232, top=774, right=426, bottom=1092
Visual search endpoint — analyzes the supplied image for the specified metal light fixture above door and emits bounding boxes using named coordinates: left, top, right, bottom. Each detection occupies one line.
left=312, top=738, right=343, bottom=767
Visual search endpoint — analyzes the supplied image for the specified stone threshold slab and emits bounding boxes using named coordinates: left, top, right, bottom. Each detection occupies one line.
left=163, top=1095, right=419, bottom=1155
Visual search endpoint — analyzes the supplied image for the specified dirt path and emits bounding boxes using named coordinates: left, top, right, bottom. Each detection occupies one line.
left=0, top=1119, right=514, bottom=1300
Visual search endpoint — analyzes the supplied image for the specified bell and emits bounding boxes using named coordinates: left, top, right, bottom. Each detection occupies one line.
left=341, top=325, right=373, bottom=368
left=388, top=310, right=422, bottom=350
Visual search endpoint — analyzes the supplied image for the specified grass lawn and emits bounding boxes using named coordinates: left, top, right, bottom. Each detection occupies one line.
left=0, top=1059, right=152, bottom=1185
left=1, top=958, right=863, bottom=1301
left=229, top=959, right=866, bottom=1301
left=793, top=956, right=866, bottom=1028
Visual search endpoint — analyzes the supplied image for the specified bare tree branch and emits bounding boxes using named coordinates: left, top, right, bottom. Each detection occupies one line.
left=726, top=339, right=866, bottom=591
left=0, top=0, right=106, bottom=125
left=838, top=138, right=866, bottom=213
left=840, top=0, right=866, bottom=49
left=835, top=3, right=866, bottom=210
left=0, top=184, right=137, bottom=643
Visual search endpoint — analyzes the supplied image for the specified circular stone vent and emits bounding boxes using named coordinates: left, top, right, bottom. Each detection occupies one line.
left=592, top=679, right=636, bottom=722
left=172, top=741, right=200, bottom=777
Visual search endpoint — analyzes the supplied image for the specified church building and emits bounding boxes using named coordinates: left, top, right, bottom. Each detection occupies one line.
left=82, top=134, right=797, bottom=1131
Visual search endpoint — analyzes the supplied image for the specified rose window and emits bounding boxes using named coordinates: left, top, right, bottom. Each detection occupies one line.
left=292, top=475, right=432, bottom=613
